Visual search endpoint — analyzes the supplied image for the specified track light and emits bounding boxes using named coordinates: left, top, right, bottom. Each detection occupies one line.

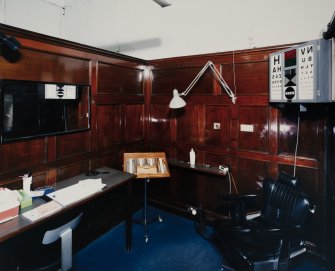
left=0, top=32, right=21, bottom=63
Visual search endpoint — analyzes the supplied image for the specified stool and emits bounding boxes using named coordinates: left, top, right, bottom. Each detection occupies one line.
left=42, top=212, right=83, bottom=271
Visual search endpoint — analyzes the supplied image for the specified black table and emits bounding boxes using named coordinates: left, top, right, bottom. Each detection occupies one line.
left=0, top=167, right=135, bottom=269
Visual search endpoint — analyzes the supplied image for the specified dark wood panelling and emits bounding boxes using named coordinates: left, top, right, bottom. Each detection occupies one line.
left=149, top=104, right=171, bottom=141
left=176, top=105, right=199, bottom=144
left=151, top=66, right=214, bottom=95
left=278, top=108, right=321, bottom=159
left=173, top=169, right=198, bottom=206
left=204, top=105, right=230, bottom=147
left=0, top=139, right=46, bottom=173
left=0, top=48, right=90, bottom=84
left=204, top=152, right=231, bottom=167
left=147, top=177, right=172, bottom=206
left=97, top=104, right=122, bottom=150
left=97, top=62, right=144, bottom=94
left=0, top=170, right=49, bottom=191
left=238, top=106, right=269, bottom=152
left=56, top=160, right=90, bottom=182
left=30, top=172, right=49, bottom=190
left=97, top=153, right=121, bottom=170
left=221, top=61, right=269, bottom=95
left=148, top=143, right=171, bottom=157
left=124, top=104, right=144, bottom=142
left=148, top=165, right=232, bottom=217
left=56, top=131, right=90, bottom=160
left=197, top=173, right=231, bottom=211
left=237, top=157, right=270, bottom=194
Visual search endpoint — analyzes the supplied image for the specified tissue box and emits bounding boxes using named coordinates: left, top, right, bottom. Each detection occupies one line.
left=18, top=190, right=32, bottom=209
left=0, top=188, right=20, bottom=223
left=0, top=204, right=19, bottom=223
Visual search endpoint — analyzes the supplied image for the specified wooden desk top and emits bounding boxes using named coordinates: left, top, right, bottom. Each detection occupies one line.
left=0, top=167, right=135, bottom=243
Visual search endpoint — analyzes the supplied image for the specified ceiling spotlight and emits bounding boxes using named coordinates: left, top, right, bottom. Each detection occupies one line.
left=152, top=0, right=171, bottom=8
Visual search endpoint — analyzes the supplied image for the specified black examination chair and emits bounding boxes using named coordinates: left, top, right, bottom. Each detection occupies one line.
left=213, top=172, right=311, bottom=271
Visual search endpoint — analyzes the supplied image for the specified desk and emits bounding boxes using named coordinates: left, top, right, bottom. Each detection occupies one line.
left=0, top=167, right=135, bottom=269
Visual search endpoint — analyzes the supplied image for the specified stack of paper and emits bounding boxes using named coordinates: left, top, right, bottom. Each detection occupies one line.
left=22, top=201, right=62, bottom=222
left=47, top=178, right=106, bottom=206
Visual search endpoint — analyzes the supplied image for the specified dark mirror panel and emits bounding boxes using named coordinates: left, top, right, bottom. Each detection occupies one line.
left=1, top=80, right=90, bottom=143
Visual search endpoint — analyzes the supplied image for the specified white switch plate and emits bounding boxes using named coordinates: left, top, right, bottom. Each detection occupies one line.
left=240, top=124, right=254, bottom=132
left=213, top=122, right=221, bottom=130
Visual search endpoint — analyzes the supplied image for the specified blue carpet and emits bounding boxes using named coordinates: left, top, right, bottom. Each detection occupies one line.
left=73, top=207, right=328, bottom=271
left=73, top=207, right=230, bottom=271
left=289, top=260, right=328, bottom=271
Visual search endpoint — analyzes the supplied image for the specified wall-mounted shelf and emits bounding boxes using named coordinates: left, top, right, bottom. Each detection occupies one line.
left=168, top=159, right=227, bottom=177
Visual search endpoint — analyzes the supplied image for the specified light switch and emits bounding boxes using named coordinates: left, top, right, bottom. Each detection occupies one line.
left=240, top=124, right=254, bottom=132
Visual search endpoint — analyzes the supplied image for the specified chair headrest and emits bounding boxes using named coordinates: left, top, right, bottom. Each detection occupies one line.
left=277, top=171, right=300, bottom=189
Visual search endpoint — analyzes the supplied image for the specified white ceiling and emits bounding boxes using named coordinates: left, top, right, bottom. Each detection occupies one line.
left=2, top=0, right=335, bottom=60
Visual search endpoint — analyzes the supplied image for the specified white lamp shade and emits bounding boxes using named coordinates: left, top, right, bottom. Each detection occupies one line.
left=169, top=89, right=186, bottom=109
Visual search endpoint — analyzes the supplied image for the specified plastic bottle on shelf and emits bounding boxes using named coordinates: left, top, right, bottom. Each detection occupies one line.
left=190, top=148, right=195, bottom=166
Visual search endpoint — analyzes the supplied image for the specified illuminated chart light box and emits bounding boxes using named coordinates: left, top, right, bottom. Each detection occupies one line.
left=269, top=38, right=333, bottom=103
left=123, top=152, right=170, bottom=179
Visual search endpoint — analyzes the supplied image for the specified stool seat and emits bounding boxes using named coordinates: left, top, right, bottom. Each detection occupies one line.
left=43, top=213, right=82, bottom=271
left=20, top=212, right=83, bottom=271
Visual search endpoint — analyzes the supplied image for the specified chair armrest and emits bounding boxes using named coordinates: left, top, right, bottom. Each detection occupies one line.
left=246, top=211, right=261, bottom=220
left=258, top=226, right=282, bottom=234
left=257, top=223, right=303, bottom=237
left=217, top=194, right=258, bottom=226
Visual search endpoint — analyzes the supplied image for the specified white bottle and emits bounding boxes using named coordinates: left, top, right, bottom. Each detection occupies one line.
left=22, top=174, right=32, bottom=193
left=189, top=148, right=195, bottom=166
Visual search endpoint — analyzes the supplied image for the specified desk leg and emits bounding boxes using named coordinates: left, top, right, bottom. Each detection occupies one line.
left=125, top=213, right=132, bottom=251
left=125, top=182, right=132, bottom=251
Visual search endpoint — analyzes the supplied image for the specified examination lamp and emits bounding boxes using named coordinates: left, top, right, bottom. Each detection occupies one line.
left=0, top=32, right=21, bottom=63
left=169, top=61, right=236, bottom=109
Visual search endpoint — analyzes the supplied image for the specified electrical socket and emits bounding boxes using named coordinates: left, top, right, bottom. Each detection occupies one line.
left=213, top=122, right=221, bottom=130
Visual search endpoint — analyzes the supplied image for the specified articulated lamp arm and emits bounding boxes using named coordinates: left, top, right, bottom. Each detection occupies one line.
left=169, top=61, right=236, bottom=109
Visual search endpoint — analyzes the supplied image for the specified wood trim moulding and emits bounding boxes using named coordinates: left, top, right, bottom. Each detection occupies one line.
left=0, top=23, right=148, bottom=64
left=94, top=95, right=145, bottom=105
left=149, top=42, right=304, bottom=67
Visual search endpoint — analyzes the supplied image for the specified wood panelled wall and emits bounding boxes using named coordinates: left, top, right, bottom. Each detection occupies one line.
left=0, top=24, right=146, bottom=192
left=147, top=48, right=327, bottom=257
left=0, top=24, right=330, bottom=259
